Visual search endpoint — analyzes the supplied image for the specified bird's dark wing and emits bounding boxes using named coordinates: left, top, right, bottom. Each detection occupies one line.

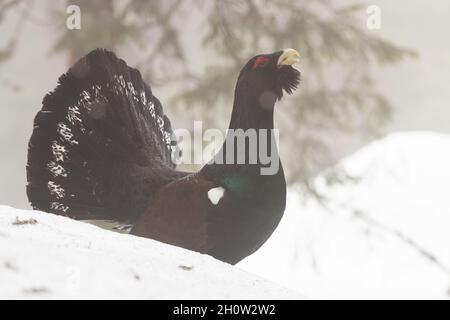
left=27, top=49, right=186, bottom=222
left=131, top=173, right=218, bottom=254
left=130, top=172, right=271, bottom=265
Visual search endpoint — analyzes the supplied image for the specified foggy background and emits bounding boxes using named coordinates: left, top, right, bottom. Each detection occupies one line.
left=1, top=0, right=450, bottom=299
left=1, top=0, right=449, bottom=208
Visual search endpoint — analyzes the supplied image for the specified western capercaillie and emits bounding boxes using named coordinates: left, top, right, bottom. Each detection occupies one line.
left=26, top=48, right=300, bottom=264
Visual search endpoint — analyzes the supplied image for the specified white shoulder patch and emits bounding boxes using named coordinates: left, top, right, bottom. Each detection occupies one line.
left=207, top=187, right=225, bottom=205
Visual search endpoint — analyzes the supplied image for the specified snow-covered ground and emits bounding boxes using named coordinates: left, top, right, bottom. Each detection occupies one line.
left=0, top=206, right=301, bottom=299
left=240, top=131, right=450, bottom=299
left=2, top=131, right=450, bottom=299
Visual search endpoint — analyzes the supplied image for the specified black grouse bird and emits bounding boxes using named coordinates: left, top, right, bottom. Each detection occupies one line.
left=26, top=48, right=300, bottom=264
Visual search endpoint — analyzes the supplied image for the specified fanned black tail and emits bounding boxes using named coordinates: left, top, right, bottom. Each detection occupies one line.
left=27, top=49, right=184, bottom=221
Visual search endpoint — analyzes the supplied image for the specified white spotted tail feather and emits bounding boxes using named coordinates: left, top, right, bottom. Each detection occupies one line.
left=26, top=49, right=184, bottom=222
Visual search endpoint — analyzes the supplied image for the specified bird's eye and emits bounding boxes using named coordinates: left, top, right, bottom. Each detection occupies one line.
left=252, top=56, right=270, bottom=69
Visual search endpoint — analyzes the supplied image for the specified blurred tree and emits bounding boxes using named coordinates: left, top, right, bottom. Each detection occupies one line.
left=0, top=0, right=31, bottom=91
left=0, top=0, right=21, bottom=61
left=48, top=0, right=415, bottom=195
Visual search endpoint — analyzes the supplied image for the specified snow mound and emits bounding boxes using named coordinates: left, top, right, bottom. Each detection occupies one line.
left=0, top=206, right=301, bottom=299
left=240, top=131, right=450, bottom=299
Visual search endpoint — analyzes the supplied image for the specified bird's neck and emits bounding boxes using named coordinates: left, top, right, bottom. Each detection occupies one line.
left=228, top=89, right=275, bottom=130
left=202, top=89, right=284, bottom=196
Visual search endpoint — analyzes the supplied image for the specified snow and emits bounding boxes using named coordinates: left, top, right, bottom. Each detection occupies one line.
left=3, top=131, right=450, bottom=299
left=208, top=187, right=225, bottom=205
left=239, top=131, right=450, bottom=299
left=0, top=206, right=301, bottom=300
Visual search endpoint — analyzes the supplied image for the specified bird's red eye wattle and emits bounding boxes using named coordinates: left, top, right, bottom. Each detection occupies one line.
left=252, top=56, right=270, bottom=69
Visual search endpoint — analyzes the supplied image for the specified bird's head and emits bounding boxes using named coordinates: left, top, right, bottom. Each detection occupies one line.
left=237, top=48, right=301, bottom=110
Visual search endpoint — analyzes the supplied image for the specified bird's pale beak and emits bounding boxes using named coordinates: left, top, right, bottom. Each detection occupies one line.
left=277, top=48, right=300, bottom=67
